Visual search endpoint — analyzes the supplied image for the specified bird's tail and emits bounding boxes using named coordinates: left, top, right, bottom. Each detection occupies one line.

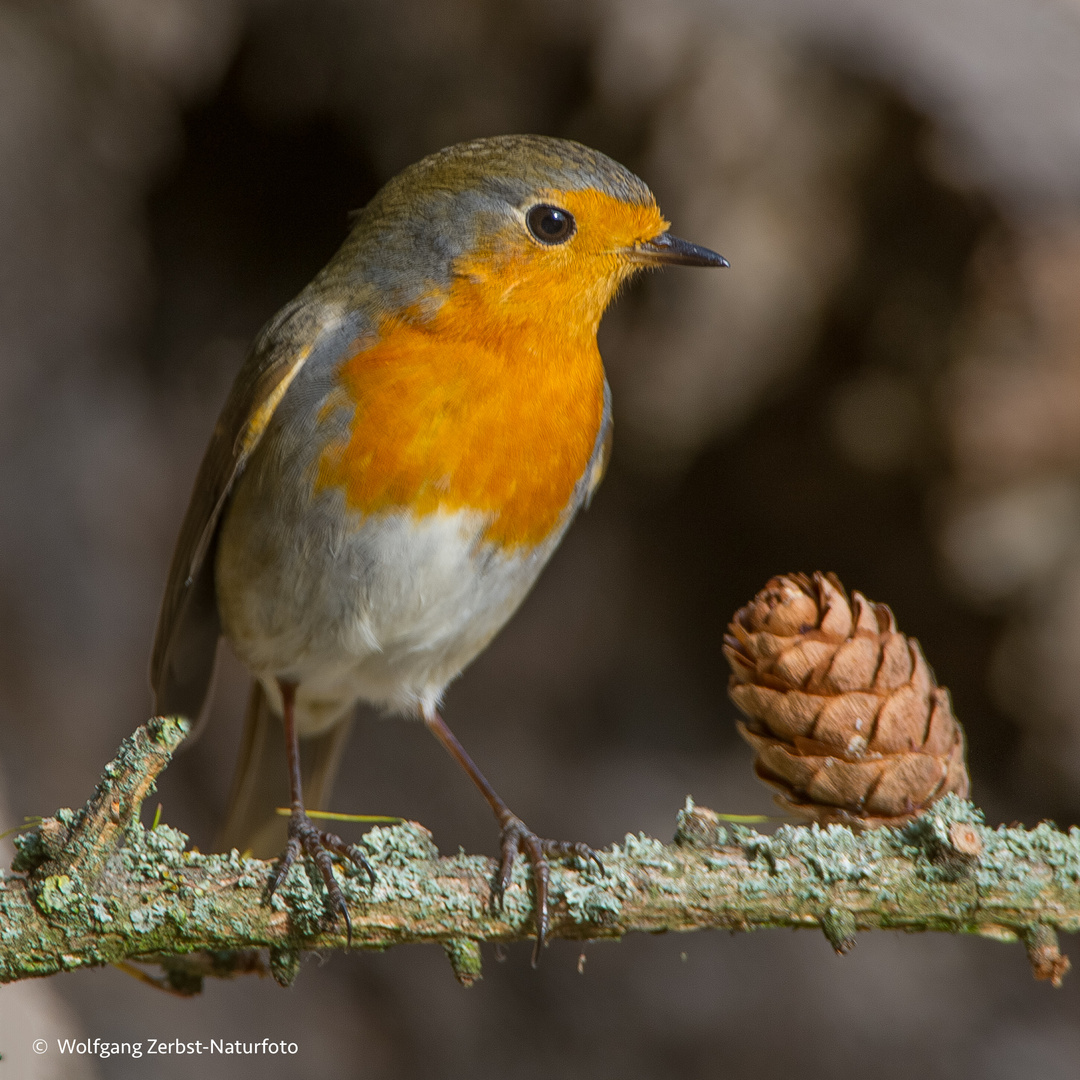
left=216, top=681, right=354, bottom=858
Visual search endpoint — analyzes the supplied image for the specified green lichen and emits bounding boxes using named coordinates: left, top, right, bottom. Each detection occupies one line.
left=129, top=897, right=169, bottom=933
left=363, top=822, right=439, bottom=866
left=821, top=906, right=857, bottom=953
left=443, top=938, right=482, bottom=986
left=37, top=875, right=77, bottom=914
left=620, top=833, right=677, bottom=871
left=116, top=821, right=192, bottom=889
left=674, top=796, right=730, bottom=849
left=774, top=823, right=893, bottom=886
left=88, top=899, right=113, bottom=926
left=191, top=895, right=219, bottom=926
left=272, top=861, right=328, bottom=935
left=562, top=871, right=626, bottom=924
left=235, top=858, right=269, bottom=890
left=269, top=945, right=301, bottom=987
left=11, top=828, right=46, bottom=872
left=149, top=715, right=190, bottom=750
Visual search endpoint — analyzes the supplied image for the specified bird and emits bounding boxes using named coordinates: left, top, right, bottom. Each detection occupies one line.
left=151, top=134, right=726, bottom=959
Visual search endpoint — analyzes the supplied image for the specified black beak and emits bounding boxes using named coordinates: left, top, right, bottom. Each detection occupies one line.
left=630, top=231, right=729, bottom=268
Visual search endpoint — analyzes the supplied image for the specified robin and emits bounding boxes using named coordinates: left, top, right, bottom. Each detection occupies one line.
left=151, top=134, right=726, bottom=958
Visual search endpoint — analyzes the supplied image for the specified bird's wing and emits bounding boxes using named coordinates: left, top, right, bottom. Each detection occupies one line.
left=150, top=296, right=320, bottom=722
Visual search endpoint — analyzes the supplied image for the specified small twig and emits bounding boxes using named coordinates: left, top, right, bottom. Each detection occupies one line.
left=1023, top=924, right=1072, bottom=987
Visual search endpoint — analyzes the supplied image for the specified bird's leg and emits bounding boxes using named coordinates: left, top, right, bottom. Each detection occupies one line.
left=422, top=706, right=600, bottom=964
left=266, top=679, right=374, bottom=944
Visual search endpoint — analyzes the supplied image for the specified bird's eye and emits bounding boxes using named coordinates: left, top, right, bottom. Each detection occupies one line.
left=526, top=204, right=576, bottom=245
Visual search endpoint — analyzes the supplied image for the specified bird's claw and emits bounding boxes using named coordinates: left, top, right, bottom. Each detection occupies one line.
left=493, top=815, right=602, bottom=965
left=542, top=838, right=605, bottom=876
left=267, top=810, right=376, bottom=948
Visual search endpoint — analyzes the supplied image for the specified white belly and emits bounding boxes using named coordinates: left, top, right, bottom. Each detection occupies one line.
left=215, top=480, right=561, bottom=734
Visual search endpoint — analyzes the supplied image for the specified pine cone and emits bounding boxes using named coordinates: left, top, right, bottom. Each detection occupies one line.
left=724, top=572, right=970, bottom=827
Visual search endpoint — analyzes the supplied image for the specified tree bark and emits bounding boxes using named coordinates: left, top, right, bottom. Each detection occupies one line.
left=0, top=718, right=1074, bottom=991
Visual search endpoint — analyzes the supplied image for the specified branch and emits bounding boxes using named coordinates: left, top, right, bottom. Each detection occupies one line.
left=0, top=718, right=1076, bottom=992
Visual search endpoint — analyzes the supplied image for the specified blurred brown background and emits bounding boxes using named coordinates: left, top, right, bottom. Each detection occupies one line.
left=3, top=0, right=1080, bottom=1077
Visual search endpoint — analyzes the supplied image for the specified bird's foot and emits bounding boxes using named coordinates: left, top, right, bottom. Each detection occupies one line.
left=493, top=814, right=603, bottom=965
left=266, top=808, right=376, bottom=947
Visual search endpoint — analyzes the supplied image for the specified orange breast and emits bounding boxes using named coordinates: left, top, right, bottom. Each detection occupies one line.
left=315, top=278, right=606, bottom=550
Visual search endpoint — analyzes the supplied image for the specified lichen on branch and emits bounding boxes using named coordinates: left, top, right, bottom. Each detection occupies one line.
left=0, top=718, right=1076, bottom=990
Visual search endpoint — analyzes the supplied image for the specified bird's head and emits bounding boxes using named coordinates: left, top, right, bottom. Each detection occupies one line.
left=336, top=135, right=726, bottom=335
